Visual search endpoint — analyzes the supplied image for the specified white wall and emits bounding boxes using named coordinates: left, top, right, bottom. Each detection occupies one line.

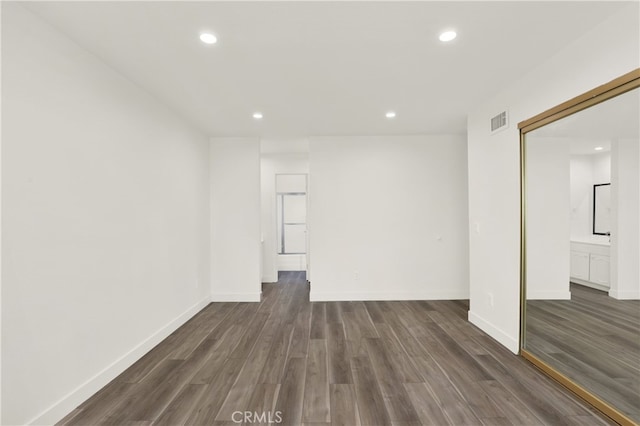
left=210, top=138, right=261, bottom=301
left=592, top=153, right=612, bottom=186
left=610, top=138, right=640, bottom=299
left=570, top=155, right=594, bottom=238
left=260, top=151, right=309, bottom=282
left=308, top=135, right=469, bottom=301
left=525, top=137, right=571, bottom=300
left=2, top=4, right=210, bottom=424
left=570, top=152, right=611, bottom=239
left=467, top=3, right=639, bottom=353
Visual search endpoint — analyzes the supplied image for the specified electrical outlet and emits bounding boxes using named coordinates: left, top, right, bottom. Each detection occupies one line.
left=487, top=292, right=494, bottom=308
left=354, top=270, right=359, bottom=281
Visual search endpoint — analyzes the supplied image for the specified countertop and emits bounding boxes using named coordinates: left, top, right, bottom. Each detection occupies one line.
left=571, top=236, right=610, bottom=247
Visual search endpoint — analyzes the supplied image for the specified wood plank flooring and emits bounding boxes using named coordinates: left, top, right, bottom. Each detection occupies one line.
left=527, top=283, right=640, bottom=423
left=59, top=272, right=612, bottom=426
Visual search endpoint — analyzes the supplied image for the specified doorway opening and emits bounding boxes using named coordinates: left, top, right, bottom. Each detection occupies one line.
left=259, top=142, right=310, bottom=286
left=276, top=174, right=307, bottom=277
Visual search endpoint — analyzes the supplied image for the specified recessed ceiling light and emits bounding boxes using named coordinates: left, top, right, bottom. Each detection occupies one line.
left=199, top=33, right=217, bottom=45
left=385, top=111, right=396, bottom=119
left=594, top=146, right=604, bottom=151
left=439, top=31, right=457, bottom=42
left=253, top=112, right=263, bottom=119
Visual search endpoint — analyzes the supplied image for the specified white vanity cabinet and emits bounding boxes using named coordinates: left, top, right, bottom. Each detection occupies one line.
left=570, top=251, right=590, bottom=281
left=589, top=254, right=611, bottom=287
left=570, top=240, right=610, bottom=290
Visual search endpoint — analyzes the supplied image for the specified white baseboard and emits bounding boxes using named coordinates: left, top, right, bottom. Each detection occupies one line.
left=609, top=289, right=640, bottom=300
left=468, top=310, right=519, bottom=354
left=28, top=297, right=211, bottom=426
left=211, top=292, right=261, bottom=302
left=526, top=290, right=571, bottom=300
left=309, top=290, right=469, bottom=302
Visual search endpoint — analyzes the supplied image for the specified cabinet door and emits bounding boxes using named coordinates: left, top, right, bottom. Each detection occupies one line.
left=589, top=254, right=610, bottom=287
left=570, top=251, right=590, bottom=280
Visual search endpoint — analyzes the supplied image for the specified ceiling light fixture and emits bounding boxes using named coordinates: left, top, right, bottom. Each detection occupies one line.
left=594, top=146, right=604, bottom=151
left=253, top=112, right=263, bottom=119
left=199, top=33, right=218, bottom=45
left=385, top=111, right=396, bottom=119
left=439, top=31, right=457, bottom=42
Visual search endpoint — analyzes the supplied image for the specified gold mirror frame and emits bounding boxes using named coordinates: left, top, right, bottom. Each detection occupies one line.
left=518, top=68, right=640, bottom=426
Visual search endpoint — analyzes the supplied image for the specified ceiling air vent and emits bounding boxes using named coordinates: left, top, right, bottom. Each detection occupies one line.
left=490, top=111, right=508, bottom=134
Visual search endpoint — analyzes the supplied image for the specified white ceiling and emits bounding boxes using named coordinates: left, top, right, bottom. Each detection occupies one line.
left=24, top=1, right=634, bottom=138
left=531, top=86, right=639, bottom=155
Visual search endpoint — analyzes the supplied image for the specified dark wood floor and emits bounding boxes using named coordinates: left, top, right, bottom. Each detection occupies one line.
left=59, top=272, right=612, bottom=426
left=527, top=283, right=640, bottom=422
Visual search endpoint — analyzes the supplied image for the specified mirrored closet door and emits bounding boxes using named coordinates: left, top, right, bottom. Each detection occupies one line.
left=520, top=70, right=640, bottom=425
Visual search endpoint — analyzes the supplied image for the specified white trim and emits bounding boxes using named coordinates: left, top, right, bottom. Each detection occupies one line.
left=468, top=310, right=519, bottom=354
left=309, top=290, right=469, bottom=302
left=526, top=290, right=571, bottom=300
left=609, top=289, right=640, bottom=300
left=27, top=297, right=210, bottom=426
left=211, top=292, right=261, bottom=302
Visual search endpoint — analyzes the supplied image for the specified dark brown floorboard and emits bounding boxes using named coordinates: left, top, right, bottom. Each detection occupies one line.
left=59, top=273, right=613, bottom=426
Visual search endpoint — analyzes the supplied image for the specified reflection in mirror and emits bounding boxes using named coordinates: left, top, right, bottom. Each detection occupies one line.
left=593, top=183, right=611, bottom=235
left=524, top=86, right=640, bottom=422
